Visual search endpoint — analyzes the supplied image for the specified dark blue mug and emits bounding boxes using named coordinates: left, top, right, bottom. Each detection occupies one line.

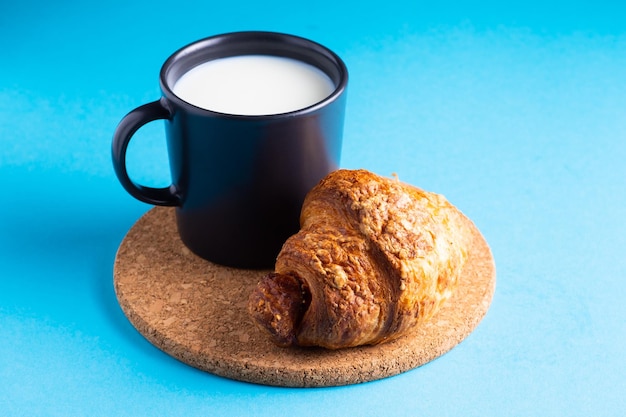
left=112, top=32, right=348, bottom=268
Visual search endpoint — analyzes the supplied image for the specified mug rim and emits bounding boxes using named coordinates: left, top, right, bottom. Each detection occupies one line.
left=159, top=31, right=348, bottom=119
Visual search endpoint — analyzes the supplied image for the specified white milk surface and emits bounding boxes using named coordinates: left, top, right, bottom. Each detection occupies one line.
left=173, top=55, right=335, bottom=115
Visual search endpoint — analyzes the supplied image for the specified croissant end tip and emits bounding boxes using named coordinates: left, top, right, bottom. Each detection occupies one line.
left=248, top=272, right=310, bottom=347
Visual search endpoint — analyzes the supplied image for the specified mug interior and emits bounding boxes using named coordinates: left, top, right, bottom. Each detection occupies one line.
left=160, top=31, right=347, bottom=114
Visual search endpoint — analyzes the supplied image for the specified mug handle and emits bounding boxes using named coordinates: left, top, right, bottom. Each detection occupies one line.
left=112, top=99, right=181, bottom=206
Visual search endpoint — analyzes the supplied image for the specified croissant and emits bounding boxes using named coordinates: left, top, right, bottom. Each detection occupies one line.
left=248, top=169, right=472, bottom=349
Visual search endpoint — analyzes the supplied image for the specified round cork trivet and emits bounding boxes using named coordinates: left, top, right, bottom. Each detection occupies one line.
left=114, top=206, right=495, bottom=387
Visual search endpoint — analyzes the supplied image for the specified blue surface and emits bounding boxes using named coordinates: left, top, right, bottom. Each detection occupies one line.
left=2, top=1, right=625, bottom=415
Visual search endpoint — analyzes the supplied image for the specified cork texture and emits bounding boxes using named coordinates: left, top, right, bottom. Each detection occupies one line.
left=113, top=206, right=496, bottom=387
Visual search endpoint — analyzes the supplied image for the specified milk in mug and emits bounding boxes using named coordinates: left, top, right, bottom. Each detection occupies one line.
left=173, top=55, right=335, bottom=116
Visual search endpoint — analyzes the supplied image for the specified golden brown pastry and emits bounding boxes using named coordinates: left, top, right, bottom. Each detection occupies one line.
left=248, top=169, right=472, bottom=349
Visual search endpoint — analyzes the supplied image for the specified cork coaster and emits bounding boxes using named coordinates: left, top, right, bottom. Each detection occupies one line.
left=114, top=206, right=495, bottom=387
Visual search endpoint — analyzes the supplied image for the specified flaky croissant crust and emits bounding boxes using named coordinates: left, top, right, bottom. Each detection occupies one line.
left=248, top=169, right=472, bottom=349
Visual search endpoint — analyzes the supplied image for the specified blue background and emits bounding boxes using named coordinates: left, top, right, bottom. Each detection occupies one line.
left=1, top=1, right=625, bottom=415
